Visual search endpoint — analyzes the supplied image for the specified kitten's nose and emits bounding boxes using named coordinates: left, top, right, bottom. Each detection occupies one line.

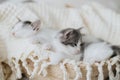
left=75, top=49, right=80, bottom=54
left=12, top=32, right=15, bottom=36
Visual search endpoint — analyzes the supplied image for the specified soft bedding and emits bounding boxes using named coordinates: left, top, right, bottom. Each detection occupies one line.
left=0, top=2, right=119, bottom=80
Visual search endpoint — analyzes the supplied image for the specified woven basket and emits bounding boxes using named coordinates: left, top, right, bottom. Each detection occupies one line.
left=20, top=56, right=120, bottom=80
left=1, top=55, right=119, bottom=80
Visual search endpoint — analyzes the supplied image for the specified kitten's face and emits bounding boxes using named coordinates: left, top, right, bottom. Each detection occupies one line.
left=58, top=28, right=82, bottom=47
left=55, top=28, right=83, bottom=55
left=11, top=20, right=40, bottom=38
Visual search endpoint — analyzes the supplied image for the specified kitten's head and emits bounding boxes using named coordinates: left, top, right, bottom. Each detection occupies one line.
left=54, top=28, right=83, bottom=55
left=11, top=20, right=41, bottom=38
left=57, top=28, right=83, bottom=47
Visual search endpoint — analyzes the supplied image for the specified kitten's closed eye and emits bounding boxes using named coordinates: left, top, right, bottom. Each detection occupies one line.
left=23, top=21, right=32, bottom=27
left=70, top=43, right=77, bottom=47
left=62, top=41, right=77, bottom=47
left=23, top=21, right=32, bottom=25
left=80, top=43, right=84, bottom=46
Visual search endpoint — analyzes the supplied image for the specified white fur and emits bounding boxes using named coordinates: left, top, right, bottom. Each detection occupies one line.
left=11, top=21, right=57, bottom=43
left=83, top=42, right=113, bottom=64
left=82, top=35, right=101, bottom=44
left=30, top=28, right=58, bottom=44
left=45, top=38, right=82, bottom=65
left=40, top=30, right=82, bottom=65
left=11, top=22, right=38, bottom=38
left=11, top=22, right=82, bottom=65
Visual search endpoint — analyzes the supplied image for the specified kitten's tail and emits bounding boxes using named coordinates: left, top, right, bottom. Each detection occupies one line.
left=111, top=45, right=120, bottom=57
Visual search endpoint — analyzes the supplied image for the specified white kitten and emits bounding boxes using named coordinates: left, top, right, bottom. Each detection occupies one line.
left=11, top=20, right=40, bottom=38
left=83, top=42, right=113, bottom=64
left=11, top=20, right=57, bottom=44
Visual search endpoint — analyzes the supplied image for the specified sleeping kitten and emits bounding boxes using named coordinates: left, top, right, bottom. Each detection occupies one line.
left=83, top=42, right=113, bottom=64
left=48, top=28, right=83, bottom=64
left=11, top=19, right=83, bottom=64
left=82, top=34, right=120, bottom=64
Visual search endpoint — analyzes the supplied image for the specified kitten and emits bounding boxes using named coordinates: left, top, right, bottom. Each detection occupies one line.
left=11, top=20, right=41, bottom=38
left=11, top=19, right=83, bottom=64
left=83, top=42, right=113, bottom=64
left=82, top=34, right=120, bottom=64
left=48, top=28, right=83, bottom=64
left=58, top=28, right=82, bottom=47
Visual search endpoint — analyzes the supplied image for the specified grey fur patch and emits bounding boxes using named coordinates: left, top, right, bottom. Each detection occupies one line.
left=59, top=28, right=82, bottom=47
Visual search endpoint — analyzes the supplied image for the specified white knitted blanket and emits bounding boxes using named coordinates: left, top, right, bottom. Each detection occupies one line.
left=0, top=2, right=120, bottom=80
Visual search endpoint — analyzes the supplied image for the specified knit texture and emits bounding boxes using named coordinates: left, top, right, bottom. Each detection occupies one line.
left=0, top=2, right=119, bottom=80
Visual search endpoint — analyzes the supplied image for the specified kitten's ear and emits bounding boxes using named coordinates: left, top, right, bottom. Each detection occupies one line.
left=31, top=20, right=41, bottom=31
left=64, top=29, right=73, bottom=39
